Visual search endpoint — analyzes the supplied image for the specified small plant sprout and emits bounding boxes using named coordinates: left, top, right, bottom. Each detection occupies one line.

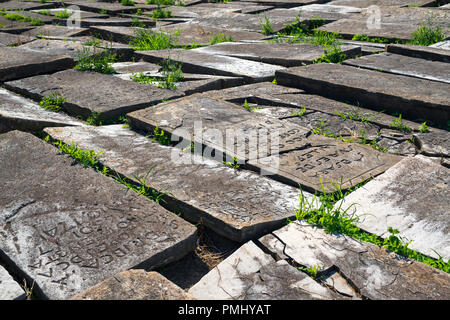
left=260, top=16, right=274, bottom=35
left=390, top=114, right=412, bottom=133
left=147, top=125, right=172, bottom=145
left=298, top=265, right=323, bottom=280
left=209, top=33, right=233, bottom=45
left=290, top=107, right=307, bottom=118
left=223, top=156, right=240, bottom=169
left=410, top=16, right=445, bottom=46
left=120, top=0, right=136, bottom=6
left=39, top=92, right=66, bottom=112
left=74, top=46, right=117, bottom=74
left=54, top=9, right=72, bottom=19
left=418, top=122, right=430, bottom=133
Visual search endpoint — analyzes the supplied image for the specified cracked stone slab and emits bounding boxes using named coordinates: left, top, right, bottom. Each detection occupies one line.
left=0, top=1, right=56, bottom=11
left=191, top=42, right=361, bottom=67
left=0, top=88, right=84, bottom=133
left=3, top=69, right=182, bottom=121
left=0, top=265, right=25, bottom=300
left=338, top=155, right=450, bottom=261
left=44, top=124, right=313, bottom=242
left=69, top=270, right=193, bottom=300
left=0, top=46, right=74, bottom=82
left=248, top=138, right=402, bottom=192
left=414, top=130, right=450, bottom=158
left=20, top=25, right=89, bottom=38
left=0, top=130, right=197, bottom=300
left=276, top=63, right=450, bottom=126
left=259, top=221, right=450, bottom=300
left=386, top=44, right=450, bottom=63
left=137, top=49, right=286, bottom=83
left=343, top=52, right=450, bottom=84
left=188, top=241, right=340, bottom=300
left=62, top=1, right=157, bottom=15
left=0, top=31, right=34, bottom=46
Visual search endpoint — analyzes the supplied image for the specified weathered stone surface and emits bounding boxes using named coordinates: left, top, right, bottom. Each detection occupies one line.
left=192, top=42, right=361, bottom=67
left=20, top=24, right=89, bottom=38
left=0, top=130, right=197, bottom=300
left=0, top=46, right=74, bottom=82
left=296, top=4, right=362, bottom=14
left=63, top=1, right=157, bottom=15
left=0, top=31, right=33, bottom=46
left=276, top=63, right=450, bottom=126
left=4, top=69, right=182, bottom=120
left=0, top=265, right=24, bottom=300
left=44, top=124, right=312, bottom=242
left=328, top=0, right=435, bottom=7
left=70, top=270, right=193, bottom=300
left=248, top=138, right=402, bottom=192
left=53, top=17, right=155, bottom=28
left=430, top=40, right=450, bottom=51
left=414, top=130, right=450, bottom=157
left=260, top=221, right=450, bottom=300
left=137, top=49, right=286, bottom=82
left=386, top=44, right=450, bottom=63
left=338, top=155, right=450, bottom=261
left=18, top=39, right=103, bottom=60
left=0, top=1, right=55, bottom=11
left=188, top=241, right=340, bottom=300
left=343, top=52, right=450, bottom=84
left=111, top=61, right=161, bottom=74
left=240, top=0, right=319, bottom=7
left=0, top=88, right=84, bottom=133
left=31, top=8, right=109, bottom=20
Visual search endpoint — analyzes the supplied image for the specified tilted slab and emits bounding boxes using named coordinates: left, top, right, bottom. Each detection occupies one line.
left=328, top=0, right=436, bottom=7
left=275, top=63, right=450, bottom=126
left=3, top=69, right=182, bottom=120
left=248, top=139, right=402, bottom=192
left=188, top=241, right=341, bottom=300
left=53, top=17, right=155, bottom=28
left=414, top=130, right=450, bottom=158
left=0, top=265, right=24, bottom=300
left=0, top=88, right=84, bottom=133
left=191, top=42, right=361, bottom=67
left=343, top=52, right=450, bottom=84
left=0, top=130, right=197, bottom=300
left=239, top=0, right=320, bottom=7
left=137, top=49, right=286, bottom=83
left=386, top=44, right=450, bottom=63
left=62, top=1, right=157, bottom=14
left=338, top=155, right=450, bottom=261
left=259, top=221, right=450, bottom=300
left=21, top=25, right=89, bottom=38
left=0, top=46, right=74, bottom=82
left=44, top=124, right=312, bottom=242
left=70, top=270, right=193, bottom=300
left=0, top=31, right=34, bottom=46
left=0, top=1, right=56, bottom=11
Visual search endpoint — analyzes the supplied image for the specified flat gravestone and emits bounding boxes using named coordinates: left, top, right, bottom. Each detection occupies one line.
left=111, top=61, right=161, bottom=74
left=414, top=130, right=450, bottom=157
left=0, top=1, right=55, bottom=11
left=137, top=49, right=286, bottom=82
left=188, top=241, right=341, bottom=300
left=21, top=25, right=89, bottom=38
left=4, top=69, right=182, bottom=121
left=0, top=46, right=74, bottom=82
left=343, top=52, right=450, bottom=84
left=386, top=44, right=450, bottom=63
left=248, top=138, right=402, bottom=192
left=259, top=221, right=450, bottom=300
left=0, top=31, right=34, bottom=46
left=0, top=265, right=25, bottom=300
left=53, top=17, right=155, bottom=28
left=44, top=124, right=313, bottom=242
left=295, top=4, right=362, bottom=14
left=328, top=0, right=436, bottom=7
left=275, top=63, right=450, bottom=126
left=63, top=1, right=157, bottom=15
left=0, top=88, right=84, bottom=133
left=0, top=130, right=197, bottom=300
left=239, top=0, right=319, bottom=7
left=338, top=155, right=449, bottom=261
left=70, top=270, right=194, bottom=300
left=191, top=42, right=361, bottom=67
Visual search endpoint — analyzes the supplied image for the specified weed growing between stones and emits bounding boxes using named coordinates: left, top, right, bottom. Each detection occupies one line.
left=131, top=17, right=146, bottom=28
left=132, top=57, right=184, bottom=90
left=290, top=107, right=307, bottom=118
left=390, top=114, right=412, bottom=133
left=418, top=122, right=430, bottom=133
left=291, top=181, right=450, bottom=273
left=152, top=7, right=172, bottom=19
left=410, top=17, right=445, bottom=46
left=223, top=156, right=239, bottom=169
left=0, top=10, right=44, bottom=26
left=120, top=0, right=136, bottom=6
left=74, top=47, right=117, bottom=74
left=351, top=34, right=390, bottom=44
left=54, top=9, right=72, bottom=19
left=146, top=0, right=184, bottom=5
left=260, top=16, right=273, bottom=35
left=209, top=33, right=233, bottom=45
left=39, top=92, right=66, bottom=112
left=297, top=265, right=323, bottom=281
left=335, top=107, right=379, bottom=123
left=312, top=45, right=346, bottom=64
left=146, top=125, right=172, bottom=145
left=130, top=29, right=177, bottom=50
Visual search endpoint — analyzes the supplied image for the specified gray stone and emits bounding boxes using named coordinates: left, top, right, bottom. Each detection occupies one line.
left=69, top=270, right=193, bottom=300
left=4, top=69, right=182, bottom=121
left=0, top=88, right=84, bottom=133
left=0, top=31, right=34, bottom=46
left=191, top=42, right=361, bottom=67
left=188, top=241, right=340, bottom=300
left=430, top=40, right=450, bottom=51
left=0, top=1, right=55, bottom=11
left=111, top=61, right=161, bottom=74
left=386, top=44, right=450, bottom=63
left=0, top=130, right=197, bottom=300
left=63, top=1, right=157, bottom=15
left=328, top=0, right=436, bottom=7
left=343, top=52, right=450, bottom=84
left=338, top=155, right=450, bottom=261
left=276, top=63, right=450, bottom=126
left=0, top=265, right=25, bottom=300
left=31, top=8, right=109, bottom=20
left=239, top=0, right=319, bottom=7
left=296, top=4, right=362, bottom=14
left=53, top=17, right=155, bottom=28
left=414, top=130, right=450, bottom=157
left=44, top=124, right=312, bottom=242
left=248, top=139, right=402, bottom=192
left=259, top=221, right=450, bottom=300
left=137, top=49, right=286, bottom=83
left=0, top=46, right=74, bottom=82
left=20, top=24, right=89, bottom=38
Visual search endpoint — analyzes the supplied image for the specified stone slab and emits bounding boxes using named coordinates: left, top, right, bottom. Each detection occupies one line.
left=343, top=52, right=450, bottom=84
left=0, top=130, right=197, bottom=300
left=20, top=25, right=89, bottom=38
left=386, top=43, right=450, bottom=63
left=137, top=49, right=286, bottom=83
left=188, top=241, right=340, bottom=300
left=0, top=88, right=84, bottom=133
left=248, top=139, right=402, bottom=192
left=239, top=0, right=319, bottom=7
left=44, top=124, right=312, bottom=242
left=338, top=155, right=450, bottom=261
left=0, top=46, right=74, bottom=82
left=0, top=31, right=34, bottom=46
left=328, top=0, right=436, bottom=7
left=69, top=270, right=193, bottom=300
left=430, top=40, right=450, bottom=51
left=259, top=221, right=450, bottom=300
left=414, top=130, right=450, bottom=157
left=275, top=63, right=450, bottom=126
left=191, top=42, right=361, bottom=67
left=31, top=8, right=109, bottom=20
left=0, top=1, right=55, bottom=11
left=4, top=69, right=182, bottom=120
left=63, top=1, right=157, bottom=15
left=0, top=265, right=24, bottom=300
left=53, top=17, right=156, bottom=28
